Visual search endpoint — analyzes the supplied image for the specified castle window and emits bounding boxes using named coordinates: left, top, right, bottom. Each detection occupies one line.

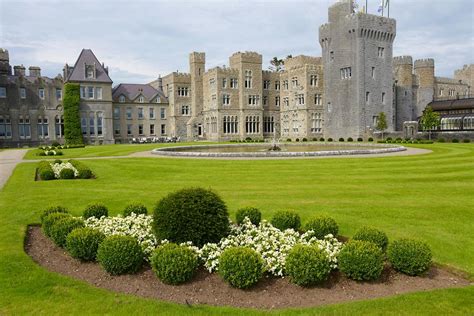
left=126, top=107, right=132, bottom=119
left=138, top=107, right=144, bottom=119
left=310, top=75, right=319, bottom=87
left=263, top=96, right=268, bottom=106
left=138, top=124, right=144, bottom=135
left=283, top=97, right=289, bottom=107
left=275, top=96, right=280, bottom=107
left=96, top=87, right=102, bottom=100
left=311, top=113, right=322, bottom=133
left=38, top=88, right=45, bottom=99
left=20, top=88, right=26, bottom=99
left=37, top=117, right=49, bottom=139
left=161, top=124, right=166, bottom=135
left=19, top=116, right=31, bottom=139
left=245, top=116, right=260, bottom=134
left=372, top=116, right=378, bottom=126
left=222, top=78, right=227, bottom=88
left=0, top=116, right=12, bottom=138
left=382, top=92, right=386, bottom=104
left=330, top=51, right=334, bottom=61
left=178, top=87, right=189, bottom=97
left=283, top=80, right=288, bottom=89
left=244, top=70, right=253, bottom=89
left=55, top=115, right=64, bottom=137
left=340, top=67, right=352, bottom=79
left=314, top=94, right=322, bottom=105
left=127, top=124, right=132, bottom=136
left=378, top=47, right=385, bottom=58
left=230, top=78, right=238, bottom=88
left=327, top=103, right=332, bottom=113
left=296, top=94, right=305, bottom=105
left=138, top=96, right=144, bottom=103
left=86, top=65, right=95, bottom=79
left=150, top=124, right=155, bottom=135
left=114, top=121, right=120, bottom=135
left=0, top=87, right=6, bottom=98
left=209, top=78, right=216, bottom=87
left=292, top=77, right=298, bottom=88
left=371, top=67, right=375, bottom=79
left=97, top=112, right=103, bottom=136
left=119, top=95, right=125, bottom=103
left=439, top=88, right=444, bottom=96
left=87, top=86, right=94, bottom=99
left=181, top=105, right=190, bottom=115
left=56, top=88, right=62, bottom=100
left=156, top=96, right=161, bottom=103
left=248, top=95, right=259, bottom=106
left=149, top=107, right=155, bottom=119
left=113, top=107, right=120, bottom=119
left=222, top=94, right=230, bottom=106
left=81, top=113, right=87, bottom=135
left=223, top=116, right=238, bottom=134
left=263, top=80, right=270, bottom=90
left=160, top=107, right=166, bottom=119
left=366, top=92, right=370, bottom=104
left=275, top=81, right=280, bottom=90
left=263, top=116, right=275, bottom=133
left=88, top=112, right=95, bottom=135
left=449, top=89, right=455, bottom=97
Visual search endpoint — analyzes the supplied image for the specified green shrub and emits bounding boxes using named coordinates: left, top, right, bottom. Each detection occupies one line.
left=218, top=247, right=264, bottom=289
left=50, top=217, right=85, bottom=248
left=271, top=211, right=301, bottom=231
left=285, top=244, right=331, bottom=286
left=302, top=138, right=308, bottom=142
left=51, top=141, right=61, bottom=147
left=97, top=235, right=143, bottom=275
left=69, top=160, right=93, bottom=179
left=357, top=137, right=363, bottom=142
left=395, top=137, right=403, bottom=142
left=353, top=226, right=389, bottom=251
left=286, top=138, right=292, bottom=142
left=59, top=168, right=75, bottom=179
left=123, top=203, right=148, bottom=217
left=338, top=138, right=345, bottom=142
left=319, top=137, right=325, bottom=142
left=235, top=207, right=261, bottom=226
left=463, top=139, right=471, bottom=143
left=66, top=227, right=105, bottom=261
left=327, top=138, right=333, bottom=142
left=245, top=137, right=252, bottom=142
left=386, top=137, right=393, bottom=141
left=63, top=83, right=84, bottom=146
left=150, top=243, right=199, bottom=285
left=53, top=159, right=62, bottom=164
left=38, top=161, right=55, bottom=180
left=338, top=240, right=384, bottom=281
left=347, top=137, right=354, bottom=142
left=452, top=139, right=459, bottom=143
left=387, top=239, right=432, bottom=276
left=368, top=137, right=374, bottom=142
left=295, top=138, right=300, bottom=142
left=40, top=206, right=68, bottom=222
left=83, top=203, right=108, bottom=219
left=153, top=188, right=230, bottom=247
left=304, top=215, right=338, bottom=239
left=312, top=138, right=318, bottom=141
left=42, top=212, right=71, bottom=237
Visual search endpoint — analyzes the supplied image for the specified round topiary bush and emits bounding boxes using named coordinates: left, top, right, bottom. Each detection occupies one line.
left=66, top=227, right=105, bottom=261
left=50, top=217, right=85, bottom=248
left=97, top=235, right=144, bottom=275
left=347, top=137, right=354, bottom=142
left=338, top=240, right=384, bottom=281
left=153, top=188, right=230, bottom=247
left=463, top=139, right=471, bottom=143
left=218, top=247, right=264, bottom=289
left=59, top=168, right=75, bottom=179
left=353, top=226, right=389, bottom=251
left=387, top=239, right=432, bottom=276
left=368, top=137, right=374, bottom=142
left=285, top=244, right=332, bottom=286
left=42, top=212, right=71, bottom=237
left=319, top=137, right=325, bottom=142
left=150, top=243, right=199, bottom=285
left=304, top=215, right=339, bottom=239
left=40, top=206, right=68, bottom=222
left=53, top=159, right=62, bottom=164
left=338, top=138, right=345, bottom=142
left=83, top=203, right=109, bottom=219
left=327, top=138, right=333, bottom=142
left=357, top=137, right=363, bottom=142
left=235, top=207, right=262, bottom=226
left=271, top=211, right=301, bottom=231
left=452, top=139, right=459, bottom=143
left=123, top=203, right=148, bottom=217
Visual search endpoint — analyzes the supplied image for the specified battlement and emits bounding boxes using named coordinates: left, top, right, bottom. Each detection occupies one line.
left=0, top=48, right=9, bottom=61
left=163, top=72, right=191, bottom=84
left=229, top=51, right=263, bottom=64
left=285, top=55, right=322, bottom=69
left=435, top=76, right=465, bottom=85
left=414, top=58, right=435, bottom=69
left=206, top=66, right=239, bottom=76
left=393, top=56, right=413, bottom=66
left=190, top=52, right=205, bottom=64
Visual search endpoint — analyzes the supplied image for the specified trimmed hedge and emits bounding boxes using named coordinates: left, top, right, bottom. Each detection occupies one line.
left=271, top=211, right=301, bottom=231
left=50, top=217, right=85, bottom=248
left=38, top=161, right=55, bottom=180
left=304, top=215, right=339, bottom=239
left=153, top=188, right=230, bottom=247
left=235, top=207, right=262, bottom=226
left=42, top=212, right=71, bottom=237
left=338, top=240, right=384, bottom=281
left=353, top=227, right=389, bottom=251
left=218, top=247, right=264, bottom=289
left=83, top=203, right=109, bottom=219
left=387, top=239, right=432, bottom=276
left=59, top=168, right=75, bottom=179
left=63, top=83, right=84, bottom=146
left=40, top=206, right=68, bottom=222
left=66, top=227, right=105, bottom=261
left=123, top=203, right=148, bottom=217
left=97, top=235, right=144, bottom=275
left=285, top=244, right=332, bottom=286
left=150, top=243, right=199, bottom=285
left=69, top=160, right=93, bottom=179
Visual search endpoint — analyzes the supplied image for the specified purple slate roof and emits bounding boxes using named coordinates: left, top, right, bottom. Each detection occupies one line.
left=112, top=83, right=167, bottom=103
left=67, top=49, right=112, bottom=83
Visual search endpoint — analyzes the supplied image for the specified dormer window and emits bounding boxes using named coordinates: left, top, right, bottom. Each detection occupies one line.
left=119, top=95, right=125, bottom=103
left=138, top=96, right=145, bottom=103
left=156, top=97, right=161, bottom=103
left=85, top=65, right=95, bottom=79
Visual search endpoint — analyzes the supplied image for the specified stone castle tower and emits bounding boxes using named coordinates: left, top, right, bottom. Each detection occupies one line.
left=413, top=58, right=435, bottom=117
left=393, top=56, right=414, bottom=130
left=188, top=52, right=205, bottom=138
left=319, top=0, right=396, bottom=139
left=0, top=49, right=11, bottom=75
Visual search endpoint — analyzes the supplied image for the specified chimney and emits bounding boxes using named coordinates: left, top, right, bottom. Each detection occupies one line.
left=29, top=66, right=41, bottom=77
left=0, top=48, right=11, bottom=75
left=13, top=65, right=26, bottom=76
left=157, top=74, right=163, bottom=91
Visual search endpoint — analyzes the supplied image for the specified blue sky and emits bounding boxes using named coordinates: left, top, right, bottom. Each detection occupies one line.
left=1, top=0, right=473, bottom=84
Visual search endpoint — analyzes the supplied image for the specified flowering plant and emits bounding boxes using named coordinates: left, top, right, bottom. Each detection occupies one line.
left=50, top=162, right=78, bottom=178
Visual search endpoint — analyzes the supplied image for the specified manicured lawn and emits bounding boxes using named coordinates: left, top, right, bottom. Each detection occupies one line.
left=1, top=143, right=473, bottom=314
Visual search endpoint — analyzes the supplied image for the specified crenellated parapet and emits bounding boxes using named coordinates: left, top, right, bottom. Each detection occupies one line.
left=189, top=52, right=205, bottom=64
left=393, top=56, right=413, bottom=66
left=229, top=51, right=262, bottom=65
left=414, top=58, right=435, bottom=69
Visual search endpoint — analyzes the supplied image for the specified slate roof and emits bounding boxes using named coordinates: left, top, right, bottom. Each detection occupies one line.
left=429, top=98, right=474, bottom=111
left=67, top=49, right=112, bottom=83
left=112, top=83, right=167, bottom=103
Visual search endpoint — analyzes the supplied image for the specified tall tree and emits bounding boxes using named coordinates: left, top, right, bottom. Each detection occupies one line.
left=269, top=57, right=284, bottom=72
left=420, top=106, right=440, bottom=140
left=376, top=112, right=388, bottom=140
left=63, top=83, right=84, bottom=145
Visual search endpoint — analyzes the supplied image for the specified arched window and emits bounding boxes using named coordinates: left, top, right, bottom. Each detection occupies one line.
left=81, top=113, right=87, bottom=135
left=55, top=115, right=64, bottom=137
left=89, top=112, right=95, bottom=135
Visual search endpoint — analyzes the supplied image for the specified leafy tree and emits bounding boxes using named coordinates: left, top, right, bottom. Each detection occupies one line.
left=420, top=106, right=440, bottom=140
left=376, top=112, right=388, bottom=140
left=269, top=57, right=284, bottom=72
left=63, top=83, right=84, bottom=145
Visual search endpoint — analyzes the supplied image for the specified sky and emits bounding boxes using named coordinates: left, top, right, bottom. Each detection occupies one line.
left=0, top=0, right=473, bottom=84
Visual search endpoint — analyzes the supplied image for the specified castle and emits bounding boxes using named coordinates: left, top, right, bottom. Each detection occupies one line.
left=0, top=0, right=472, bottom=147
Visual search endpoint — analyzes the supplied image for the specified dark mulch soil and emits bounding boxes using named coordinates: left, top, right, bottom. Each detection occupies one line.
left=25, top=225, right=471, bottom=310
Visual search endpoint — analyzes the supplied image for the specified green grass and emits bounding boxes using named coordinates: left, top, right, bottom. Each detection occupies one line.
left=1, top=143, right=473, bottom=315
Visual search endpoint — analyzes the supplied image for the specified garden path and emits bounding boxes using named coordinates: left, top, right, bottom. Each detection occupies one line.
left=0, top=149, right=28, bottom=189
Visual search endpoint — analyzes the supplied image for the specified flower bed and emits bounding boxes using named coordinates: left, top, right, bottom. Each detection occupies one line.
left=36, top=144, right=85, bottom=156
left=36, top=160, right=94, bottom=180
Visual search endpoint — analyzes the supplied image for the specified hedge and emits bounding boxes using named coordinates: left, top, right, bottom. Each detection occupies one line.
left=63, top=83, right=84, bottom=146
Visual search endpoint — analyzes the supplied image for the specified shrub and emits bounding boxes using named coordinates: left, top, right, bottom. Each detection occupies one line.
left=59, top=168, right=75, bottom=179
left=327, top=138, right=333, bottom=142
left=304, top=215, right=339, bottom=239
left=150, top=243, right=199, bottom=285
left=452, top=139, right=459, bottom=143
left=51, top=141, right=61, bottom=147
left=63, top=83, right=84, bottom=146
left=357, top=137, right=363, bottom=142
left=387, top=239, right=432, bottom=276
left=69, top=160, right=93, bottom=179
left=395, top=137, right=403, bottom=142
left=386, top=137, right=393, bottom=141
left=97, top=235, right=143, bottom=275
left=463, top=139, right=471, bottom=143
left=312, top=138, right=318, bottom=141
left=295, top=138, right=300, bottom=142
left=285, top=244, right=331, bottom=286
left=235, top=207, right=262, bottom=226
left=83, top=203, right=108, bottom=219
left=38, top=161, right=55, bottom=180
left=347, top=137, right=354, bottom=142
left=287, top=138, right=292, bottom=142
left=319, top=137, right=325, bottom=142
left=40, top=206, right=68, bottom=222
left=302, top=138, right=308, bottom=142
left=271, top=211, right=301, bottom=231
left=245, top=137, right=252, bottom=142
left=66, top=227, right=105, bottom=261
left=123, top=203, right=148, bottom=217
left=53, top=159, right=62, bottom=164
left=353, top=227, right=389, bottom=251
left=368, top=137, right=374, bottom=142
left=153, top=187, right=230, bottom=247
left=338, top=138, right=345, bottom=142
left=218, top=247, right=264, bottom=289
left=50, top=217, right=85, bottom=248
left=338, top=240, right=384, bottom=281
left=42, top=212, right=71, bottom=237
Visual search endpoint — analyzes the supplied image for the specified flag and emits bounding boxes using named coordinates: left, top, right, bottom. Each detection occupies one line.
left=378, top=0, right=384, bottom=12
left=385, top=0, right=389, bottom=7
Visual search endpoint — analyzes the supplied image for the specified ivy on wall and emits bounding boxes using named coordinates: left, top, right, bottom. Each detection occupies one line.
left=63, top=83, right=84, bottom=145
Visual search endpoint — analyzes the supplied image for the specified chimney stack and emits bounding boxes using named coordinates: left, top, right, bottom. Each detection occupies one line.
left=29, top=66, right=41, bottom=77
left=13, top=65, right=26, bottom=76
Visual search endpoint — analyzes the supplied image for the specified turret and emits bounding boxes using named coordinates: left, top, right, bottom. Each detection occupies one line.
left=187, top=52, right=206, bottom=138
left=393, top=56, right=414, bottom=129
left=0, top=48, right=11, bottom=75
left=414, top=58, right=435, bottom=88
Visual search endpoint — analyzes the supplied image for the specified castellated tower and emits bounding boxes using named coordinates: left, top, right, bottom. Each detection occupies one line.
left=319, top=0, right=396, bottom=139
left=413, top=58, right=435, bottom=118
left=0, top=49, right=12, bottom=75
left=188, top=52, right=206, bottom=138
left=393, top=56, right=414, bottom=130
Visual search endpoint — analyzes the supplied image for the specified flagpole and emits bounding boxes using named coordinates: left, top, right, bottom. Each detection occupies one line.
left=388, top=0, right=390, bottom=17
left=366, top=0, right=368, bottom=13
left=382, top=0, right=384, bottom=16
